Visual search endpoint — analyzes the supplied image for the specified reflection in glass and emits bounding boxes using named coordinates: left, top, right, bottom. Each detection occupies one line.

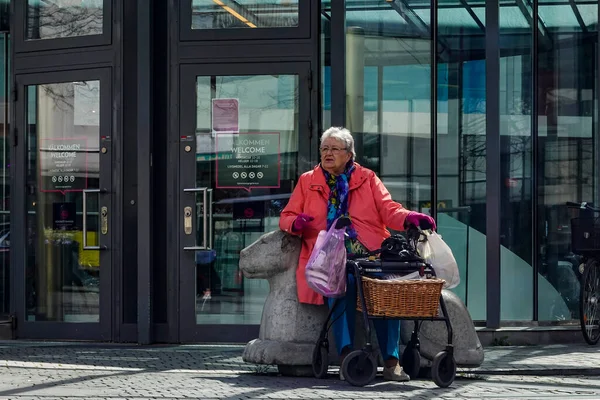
left=499, top=3, right=533, bottom=321
left=436, top=0, right=486, bottom=321
left=537, top=1, right=598, bottom=322
left=27, top=0, right=103, bottom=40
left=191, top=0, right=298, bottom=29
left=0, top=1, right=9, bottom=32
left=343, top=0, right=431, bottom=213
left=194, top=74, right=298, bottom=324
left=26, top=81, right=101, bottom=322
left=323, top=0, right=600, bottom=325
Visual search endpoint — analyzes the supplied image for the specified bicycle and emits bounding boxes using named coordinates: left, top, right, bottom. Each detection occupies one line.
left=566, top=201, right=600, bottom=345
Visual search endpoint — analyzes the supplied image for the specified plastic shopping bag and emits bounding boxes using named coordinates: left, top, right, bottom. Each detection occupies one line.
left=305, top=217, right=347, bottom=298
left=417, top=230, right=460, bottom=289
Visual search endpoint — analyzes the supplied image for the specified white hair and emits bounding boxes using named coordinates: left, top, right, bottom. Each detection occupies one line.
left=321, top=127, right=356, bottom=160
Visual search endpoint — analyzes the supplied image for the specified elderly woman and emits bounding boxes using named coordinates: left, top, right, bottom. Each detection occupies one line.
left=279, top=127, right=436, bottom=381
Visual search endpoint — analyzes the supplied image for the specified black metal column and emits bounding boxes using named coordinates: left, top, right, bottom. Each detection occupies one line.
left=330, top=0, right=345, bottom=126
left=137, top=0, right=154, bottom=344
left=532, top=0, right=539, bottom=321
left=485, top=0, right=501, bottom=328
left=597, top=0, right=600, bottom=219
left=8, top=0, right=17, bottom=327
left=431, top=0, right=438, bottom=220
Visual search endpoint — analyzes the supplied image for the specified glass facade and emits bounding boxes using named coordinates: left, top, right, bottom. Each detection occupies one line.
left=3, top=0, right=600, bottom=342
left=345, top=0, right=432, bottom=214
left=499, top=1, right=533, bottom=321
left=436, top=0, right=487, bottom=321
left=324, top=0, right=600, bottom=325
left=536, top=1, right=599, bottom=321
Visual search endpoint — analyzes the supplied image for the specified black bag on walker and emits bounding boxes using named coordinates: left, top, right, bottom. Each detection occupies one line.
left=379, top=234, right=423, bottom=262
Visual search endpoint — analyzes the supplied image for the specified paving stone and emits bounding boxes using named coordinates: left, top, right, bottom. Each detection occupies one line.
left=0, top=341, right=598, bottom=399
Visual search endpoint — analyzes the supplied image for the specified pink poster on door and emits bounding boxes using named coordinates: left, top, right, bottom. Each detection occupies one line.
left=212, top=98, right=239, bottom=134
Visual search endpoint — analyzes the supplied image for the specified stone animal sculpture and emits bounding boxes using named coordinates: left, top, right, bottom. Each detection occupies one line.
left=239, top=230, right=329, bottom=376
left=241, top=230, right=484, bottom=376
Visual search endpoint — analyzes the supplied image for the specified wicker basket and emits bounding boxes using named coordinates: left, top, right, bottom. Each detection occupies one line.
left=356, top=277, right=445, bottom=318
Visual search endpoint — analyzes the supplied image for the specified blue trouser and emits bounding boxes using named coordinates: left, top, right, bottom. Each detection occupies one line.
left=327, top=274, right=400, bottom=360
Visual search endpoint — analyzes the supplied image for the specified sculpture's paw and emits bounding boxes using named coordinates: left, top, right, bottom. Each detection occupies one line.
left=242, top=338, right=315, bottom=366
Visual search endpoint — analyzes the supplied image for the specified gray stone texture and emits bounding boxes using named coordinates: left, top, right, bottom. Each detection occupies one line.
left=239, top=230, right=329, bottom=370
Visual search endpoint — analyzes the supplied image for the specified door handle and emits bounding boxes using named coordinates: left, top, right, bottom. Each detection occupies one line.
left=101, top=206, right=108, bottom=235
left=83, top=188, right=108, bottom=250
left=183, top=187, right=213, bottom=250
left=184, top=207, right=193, bottom=235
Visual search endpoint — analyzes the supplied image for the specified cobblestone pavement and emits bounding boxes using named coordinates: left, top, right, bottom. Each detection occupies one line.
left=0, top=341, right=598, bottom=399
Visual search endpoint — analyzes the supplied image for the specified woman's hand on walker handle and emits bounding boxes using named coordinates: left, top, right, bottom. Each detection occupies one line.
left=292, top=213, right=314, bottom=232
left=405, top=211, right=437, bottom=231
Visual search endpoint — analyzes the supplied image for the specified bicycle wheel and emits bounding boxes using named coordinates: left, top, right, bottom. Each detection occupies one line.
left=580, top=258, right=600, bottom=345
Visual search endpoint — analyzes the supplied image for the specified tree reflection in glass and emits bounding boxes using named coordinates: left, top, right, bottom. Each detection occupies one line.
left=27, top=0, right=103, bottom=40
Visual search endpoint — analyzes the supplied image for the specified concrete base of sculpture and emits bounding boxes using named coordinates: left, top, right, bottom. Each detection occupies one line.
left=243, top=339, right=317, bottom=376
left=240, top=230, right=484, bottom=376
left=400, top=289, right=485, bottom=368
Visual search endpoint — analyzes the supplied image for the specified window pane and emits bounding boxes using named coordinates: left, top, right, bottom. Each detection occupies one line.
left=343, top=0, right=432, bottom=217
left=577, top=4, right=598, bottom=28
left=26, top=81, right=101, bottom=322
left=538, top=5, right=582, bottom=30
left=437, top=0, right=486, bottom=321
left=191, top=0, right=298, bottom=29
left=194, top=74, right=299, bottom=325
left=27, top=0, right=103, bottom=40
left=537, top=2, right=598, bottom=322
left=500, top=4, right=533, bottom=321
left=0, top=0, right=9, bottom=31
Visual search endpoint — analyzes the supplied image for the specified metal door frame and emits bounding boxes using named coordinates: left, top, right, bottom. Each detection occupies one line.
left=12, top=68, right=113, bottom=340
left=176, top=62, right=313, bottom=343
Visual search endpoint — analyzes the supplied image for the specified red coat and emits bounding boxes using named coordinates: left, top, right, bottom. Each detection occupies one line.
left=279, top=164, right=411, bottom=305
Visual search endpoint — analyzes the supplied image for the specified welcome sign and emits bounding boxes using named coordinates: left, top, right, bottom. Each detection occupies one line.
left=215, top=132, right=280, bottom=191
left=39, top=137, right=89, bottom=195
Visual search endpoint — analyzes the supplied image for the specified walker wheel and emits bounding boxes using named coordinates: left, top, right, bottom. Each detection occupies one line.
left=401, top=345, right=421, bottom=379
left=431, top=351, right=456, bottom=388
left=312, top=341, right=329, bottom=379
left=341, top=350, right=377, bottom=387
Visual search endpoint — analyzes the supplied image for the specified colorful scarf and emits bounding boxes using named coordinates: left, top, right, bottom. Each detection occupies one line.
left=322, top=162, right=359, bottom=239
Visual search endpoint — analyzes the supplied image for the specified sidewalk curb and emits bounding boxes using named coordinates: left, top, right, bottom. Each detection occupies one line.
left=464, top=368, right=600, bottom=376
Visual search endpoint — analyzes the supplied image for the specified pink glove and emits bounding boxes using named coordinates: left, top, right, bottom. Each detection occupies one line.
left=292, top=213, right=314, bottom=232
left=405, top=211, right=437, bottom=231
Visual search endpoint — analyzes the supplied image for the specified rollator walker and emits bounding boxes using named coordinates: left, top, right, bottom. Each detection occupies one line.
left=311, top=217, right=456, bottom=388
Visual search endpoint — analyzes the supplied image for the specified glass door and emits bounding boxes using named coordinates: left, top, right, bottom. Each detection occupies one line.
left=178, top=63, right=312, bottom=342
left=13, top=69, right=113, bottom=340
